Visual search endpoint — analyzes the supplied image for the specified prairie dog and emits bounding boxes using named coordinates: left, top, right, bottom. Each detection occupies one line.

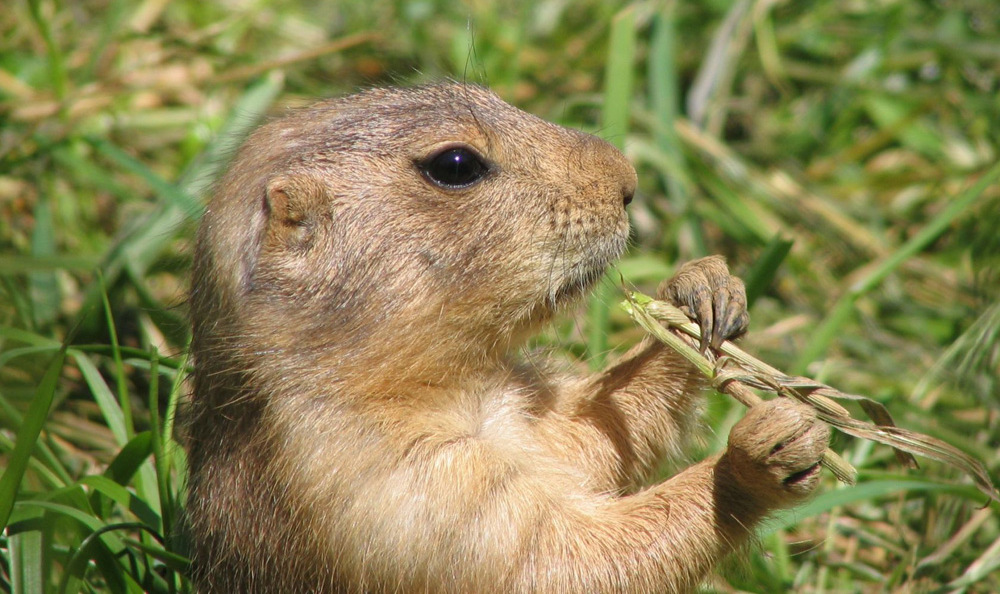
left=186, top=84, right=829, bottom=593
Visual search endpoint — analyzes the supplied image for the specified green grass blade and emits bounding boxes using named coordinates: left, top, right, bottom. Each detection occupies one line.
left=742, top=234, right=794, bottom=307
left=147, top=351, right=174, bottom=533
left=0, top=255, right=101, bottom=274
left=948, top=536, right=1000, bottom=590
left=0, top=431, right=66, bottom=491
left=79, top=476, right=161, bottom=530
left=649, top=6, right=682, bottom=168
left=0, top=344, right=75, bottom=490
left=47, top=518, right=136, bottom=594
left=8, top=522, right=44, bottom=594
left=98, top=273, right=134, bottom=440
left=88, top=138, right=203, bottom=221
left=863, top=95, right=941, bottom=159
left=600, top=7, right=635, bottom=154
left=696, top=173, right=773, bottom=244
left=0, top=345, right=64, bottom=372
left=615, top=254, right=673, bottom=285
left=11, top=500, right=125, bottom=549
left=52, top=143, right=135, bottom=207
left=72, top=351, right=128, bottom=446
left=649, top=4, right=706, bottom=255
left=853, top=161, right=1000, bottom=297
left=795, top=159, right=1000, bottom=372
left=763, top=478, right=985, bottom=534
left=0, top=327, right=61, bottom=348
left=27, top=0, right=67, bottom=101
left=162, top=349, right=189, bottom=453
left=587, top=5, right=636, bottom=369
left=120, top=537, right=191, bottom=574
left=103, top=432, right=155, bottom=486
left=59, top=522, right=178, bottom=593
left=73, top=344, right=188, bottom=369
left=177, top=71, right=285, bottom=194
left=127, top=267, right=191, bottom=348
left=0, top=348, right=66, bottom=529
left=71, top=73, right=284, bottom=339
left=28, top=196, right=59, bottom=328
left=2, top=276, right=35, bottom=329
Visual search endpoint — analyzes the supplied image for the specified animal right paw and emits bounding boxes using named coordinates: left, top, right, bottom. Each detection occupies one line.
left=721, top=398, right=830, bottom=508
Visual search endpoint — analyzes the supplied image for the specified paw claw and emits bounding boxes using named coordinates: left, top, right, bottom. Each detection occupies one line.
left=657, top=256, right=748, bottom=349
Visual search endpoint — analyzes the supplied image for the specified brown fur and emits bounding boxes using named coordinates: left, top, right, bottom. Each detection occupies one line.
left=186, top=84, right=829, bottom=593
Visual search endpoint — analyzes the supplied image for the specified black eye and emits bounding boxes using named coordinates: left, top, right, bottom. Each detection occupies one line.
left=418, top=146, right=490, bottom=189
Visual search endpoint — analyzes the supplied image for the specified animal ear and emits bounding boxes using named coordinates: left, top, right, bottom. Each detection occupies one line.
left=263, top=174, right=324, bottom=248
left=265, top=175, right=311, bottom=227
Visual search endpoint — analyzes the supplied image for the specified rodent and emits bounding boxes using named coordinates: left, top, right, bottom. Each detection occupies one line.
left=185, top=83, right=829, bottom=593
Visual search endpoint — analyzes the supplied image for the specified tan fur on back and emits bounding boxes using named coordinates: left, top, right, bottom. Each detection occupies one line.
left=186, top=84, right=828, bottom=593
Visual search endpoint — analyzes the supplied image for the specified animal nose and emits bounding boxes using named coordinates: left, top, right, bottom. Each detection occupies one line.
left=612, top=148, right=637, bottom=209
left=573, top=131, right=637, bottom=210
left=621, top=176, right=635, bottom=207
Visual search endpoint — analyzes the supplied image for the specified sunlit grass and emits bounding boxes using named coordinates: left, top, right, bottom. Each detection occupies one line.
left=2, top=1, right=999, bottom=592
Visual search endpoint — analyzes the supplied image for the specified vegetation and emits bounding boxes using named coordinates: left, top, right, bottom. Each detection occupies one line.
left=2, top=0, right=999, bottom=591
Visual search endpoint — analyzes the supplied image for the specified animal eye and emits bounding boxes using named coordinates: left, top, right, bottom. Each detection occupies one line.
left=418, top=146, right=490, bottom=189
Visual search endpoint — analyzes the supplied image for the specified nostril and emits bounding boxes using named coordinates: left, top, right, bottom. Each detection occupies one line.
left=621, top=168, right=638, bottom=208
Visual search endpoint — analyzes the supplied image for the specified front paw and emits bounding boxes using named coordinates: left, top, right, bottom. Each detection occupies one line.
left=657, top=255, right=748, bottom=351
left=721, top=398, right=830, bottom=508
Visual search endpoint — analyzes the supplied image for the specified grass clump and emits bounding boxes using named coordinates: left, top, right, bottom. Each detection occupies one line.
left=2, top=0, right=999, bottom=592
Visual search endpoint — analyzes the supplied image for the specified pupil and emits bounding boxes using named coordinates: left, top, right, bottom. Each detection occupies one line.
left=442, top=150, right=468, bottom=177
left=422, top=147, right=488, bottom=188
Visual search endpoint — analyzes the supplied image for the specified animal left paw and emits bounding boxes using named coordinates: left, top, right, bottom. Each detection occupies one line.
left=657, top=255, right=749, bottom=351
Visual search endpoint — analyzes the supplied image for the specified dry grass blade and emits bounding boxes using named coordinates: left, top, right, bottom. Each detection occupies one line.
left=620, top=292, right=858, bottom=485
left=622, top=292, right=1000, bottom=502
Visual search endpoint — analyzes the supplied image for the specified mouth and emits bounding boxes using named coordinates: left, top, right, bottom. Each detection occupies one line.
left=545, top=222, right=629, bottom=308
left=552, top=263, right=608, bottom=303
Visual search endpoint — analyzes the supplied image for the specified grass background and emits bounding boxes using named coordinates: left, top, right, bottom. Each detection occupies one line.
left=2, top=0, right=999, bottom=591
